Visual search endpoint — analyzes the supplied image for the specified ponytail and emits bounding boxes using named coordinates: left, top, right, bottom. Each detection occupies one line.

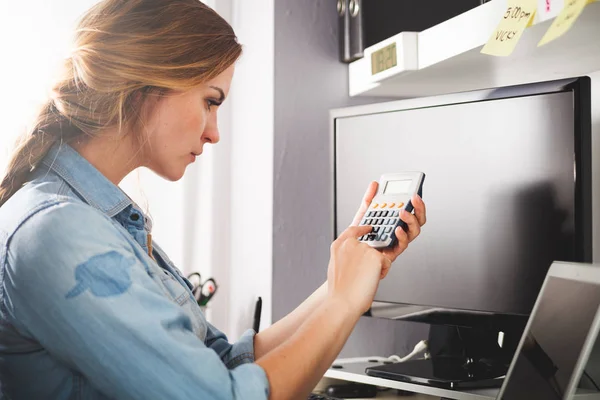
left=0, top=134, right=56, bottom=207
left=0, top=101, right=79, bottom=207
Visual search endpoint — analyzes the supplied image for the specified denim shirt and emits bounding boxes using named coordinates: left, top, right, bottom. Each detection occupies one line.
left=0, top=144, right=270, bottom=399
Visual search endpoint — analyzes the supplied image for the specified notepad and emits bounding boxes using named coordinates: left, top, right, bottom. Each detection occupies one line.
left=538, top=0, right=595, bottom=46
left=481, top=0, right=537, bottom=57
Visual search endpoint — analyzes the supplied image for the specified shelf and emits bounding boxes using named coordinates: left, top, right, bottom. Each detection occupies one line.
left=324, top=362, right=600, bottom=400
left=349, top=0, right=600, bottom=98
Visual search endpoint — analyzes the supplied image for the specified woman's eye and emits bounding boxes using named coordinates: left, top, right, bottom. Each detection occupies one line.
left=206, top=99, right=222, bottom=111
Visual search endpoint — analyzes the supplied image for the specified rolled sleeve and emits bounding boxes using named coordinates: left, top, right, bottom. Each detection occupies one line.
left=2, top=202, right=270, bottom=400
left=205, top=325, right=269, bottom=396
left=231, top=363, right=271, bottom=399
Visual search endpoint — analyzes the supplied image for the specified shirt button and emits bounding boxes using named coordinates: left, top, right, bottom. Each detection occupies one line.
left=130, top=213, right=140, bottom=221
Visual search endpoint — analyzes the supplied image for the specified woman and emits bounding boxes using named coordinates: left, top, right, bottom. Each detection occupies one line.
left=0, top=1, right=426, bottom=399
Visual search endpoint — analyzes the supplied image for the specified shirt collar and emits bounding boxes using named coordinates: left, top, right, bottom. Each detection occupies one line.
left=41, top=143, right=133, bottom=218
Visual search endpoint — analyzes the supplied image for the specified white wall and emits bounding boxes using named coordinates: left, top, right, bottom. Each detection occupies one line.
left=0, top=0, right=97, bottom=168
left=216, top=0, right=274, bottom=339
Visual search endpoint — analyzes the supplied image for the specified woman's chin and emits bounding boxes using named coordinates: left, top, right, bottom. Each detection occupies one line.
left=154, top=166, right=186, bottom=182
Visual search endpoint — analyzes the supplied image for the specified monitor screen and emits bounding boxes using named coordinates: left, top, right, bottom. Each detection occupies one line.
left=334, top=82, right=591, bottom=318
left=498, top=276, right=600, bottom=399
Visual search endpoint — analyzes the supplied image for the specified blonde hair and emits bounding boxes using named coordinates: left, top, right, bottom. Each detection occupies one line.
left=0, top=0, right=241, bottom=206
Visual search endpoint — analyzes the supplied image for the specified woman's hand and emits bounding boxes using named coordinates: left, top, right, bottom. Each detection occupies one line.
left=327, top=226, right=391, bottom=316
left=350, top=181, right=427, bottom=278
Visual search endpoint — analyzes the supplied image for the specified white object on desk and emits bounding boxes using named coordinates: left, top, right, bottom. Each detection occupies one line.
left=333, top=340, right=429, bottom=365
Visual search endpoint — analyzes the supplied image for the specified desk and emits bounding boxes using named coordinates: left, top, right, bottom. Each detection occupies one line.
left=318, top=361, right=600, bottom=400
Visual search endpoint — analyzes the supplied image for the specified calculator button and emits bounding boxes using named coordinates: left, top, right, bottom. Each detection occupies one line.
left=365, top=219, right=372, bottom=225
left=397, top=202, right=404, bottom=208
left=373, top=227, right=380, bottom=233
left=373, top=203, right=379, bottom=209
left=385, top=226, right=393, bottom=233
left=389, top=218, right=397, bottom=225
left=392, top=210, right=399, bottom=217
left=382, top=211, right=389, bottom=217
left=378, top=218, right=384, bottom=225
left=381, top=203, right=387, bottom=208
left=389, top=203, right=396, bottom=208
left=381, top=234, right=389, bottom=242
left=360, top=219, right=367, bottom=226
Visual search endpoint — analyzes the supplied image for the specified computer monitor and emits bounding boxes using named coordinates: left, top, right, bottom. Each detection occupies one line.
left=332, top=77, right=593, bottom=387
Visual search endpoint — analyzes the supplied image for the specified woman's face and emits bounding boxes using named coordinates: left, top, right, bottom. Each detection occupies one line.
left=141, top=65, right=234, bottom=181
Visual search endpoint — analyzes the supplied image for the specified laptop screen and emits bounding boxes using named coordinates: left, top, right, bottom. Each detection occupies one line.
left=499, top=276, right=600, bottom=399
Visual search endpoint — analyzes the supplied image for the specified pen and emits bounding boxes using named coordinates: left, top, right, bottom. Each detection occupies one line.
left=253, top=297, right=262, bottom=333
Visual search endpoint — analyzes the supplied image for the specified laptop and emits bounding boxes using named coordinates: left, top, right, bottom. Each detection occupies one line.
left=497, top=261, right=600, bottom=399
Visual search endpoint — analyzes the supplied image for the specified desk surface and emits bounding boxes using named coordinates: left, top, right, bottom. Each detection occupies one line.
left=323, top=361, right=600, bottom=400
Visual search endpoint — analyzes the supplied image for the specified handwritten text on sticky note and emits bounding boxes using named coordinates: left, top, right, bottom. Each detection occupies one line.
left=481, top=1, right=537, bottom=57
left=538, top=0, right=594, bottom=46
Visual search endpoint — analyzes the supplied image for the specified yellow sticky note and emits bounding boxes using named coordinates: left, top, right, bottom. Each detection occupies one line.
left=538, top=0, right=595, bottom=46
left=481, top=0, right=537, bottom=57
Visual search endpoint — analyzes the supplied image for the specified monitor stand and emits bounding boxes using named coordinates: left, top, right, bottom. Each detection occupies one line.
left=366, top=324, right=522, bottom=390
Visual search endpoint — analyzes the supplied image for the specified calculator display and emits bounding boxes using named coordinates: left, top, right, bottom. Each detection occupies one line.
left=384, top=180, right=412, bottom=195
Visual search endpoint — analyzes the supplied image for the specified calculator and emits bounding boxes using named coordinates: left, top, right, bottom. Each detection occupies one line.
left=358, top=172, right=425, bottom=249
